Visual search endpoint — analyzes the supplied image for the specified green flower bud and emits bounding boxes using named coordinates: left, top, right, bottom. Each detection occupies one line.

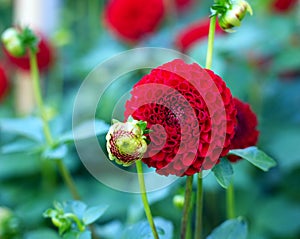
left=106, top=118, right=148, bottom=166
left=1, top=28, right=26, bottom=57
left=219, top=0, right=253, bottom=32
left=173, top=195, right=185, bottom=209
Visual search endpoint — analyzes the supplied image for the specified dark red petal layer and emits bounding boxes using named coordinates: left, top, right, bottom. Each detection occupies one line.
left=125, top=59, right=237, bottom=176
left=228, top=98, right=259, bottom=162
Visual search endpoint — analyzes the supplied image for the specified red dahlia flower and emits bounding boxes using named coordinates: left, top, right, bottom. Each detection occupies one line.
left=175, top=18, right=224, bottom=52
left=4, top=35, right=53, bottom=72
left=103, top=0, right=165, bottom=43
left=271, top=0, right=298, bottom=13
left=0, top=64, right=9, bottom=101
left=125, top=59, right=237, bottom=176
left=228, top=98, right=259, bottom=162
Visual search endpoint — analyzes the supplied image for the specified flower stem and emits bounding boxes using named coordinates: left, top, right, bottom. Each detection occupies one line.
left=194, top=174, right=203, bottom=239
left=181, top=175, right=193, bottom=239
left=29, top=50, right=53, bottom=145
left=136, top=160, right=159, bottom=239
left=205, top=15, right=217, bottom=70
left=226, top=182, right=235, bottom=219
left=194, top=13, right=218, bottom=239
left=29, top=49, right=81, bottom=201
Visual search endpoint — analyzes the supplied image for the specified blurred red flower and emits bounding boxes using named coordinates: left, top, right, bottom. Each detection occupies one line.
left=228, top=98, right=259, bottom=162
left=174, top=0, right=194, bottom=11
left=4, top=35, right=54, bottom=72
left=103, top=0, right=165, bottom=43
left=0, top=64, right=9, bottom=101
left=125, top=59, right=237, bottom=176
left=271, top=0, right=297, bottom=13
left=175, top=18, right=224, bottom=52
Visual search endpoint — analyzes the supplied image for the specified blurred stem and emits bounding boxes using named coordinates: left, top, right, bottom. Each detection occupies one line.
left=181, top=175, right=193, bottom=239
left=205, top=15, right=217, bottom=69
left=29, top=49, right=81, bottom=201
left=194, top=174, right=203, bottom=239
left=136, top=160, right=159, bottom=239
left=226, top=182, right=235, bottom=219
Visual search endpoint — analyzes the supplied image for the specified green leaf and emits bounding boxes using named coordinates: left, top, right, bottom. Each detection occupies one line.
left=122, top=217, right=173, bottom=239
left=1, top=139, right=40, bottom=154
left=207, top=218, right=248, bottom=239
left=24, top=229, right=60, bottom=239
left=60, top=120, right=109, bottom=143
left=78, top=231, right=92, bottom=239
left=228, top=147, right=277, bottom=171
left=42, top=144, right=68, bottom=160
left=63, top=231, right=91, bottom=239
left=0, top=117, right=44, bottom=142
left=83, top=205, right=108, bottom=225
left=212, top=158, right=233, bottom=189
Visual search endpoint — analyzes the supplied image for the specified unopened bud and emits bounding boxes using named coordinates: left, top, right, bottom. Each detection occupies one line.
left=219, top=0, right=253, bottom=32
left=1, top=28, right=26, bottom=57
left=106, top=118, right=148, bottom=166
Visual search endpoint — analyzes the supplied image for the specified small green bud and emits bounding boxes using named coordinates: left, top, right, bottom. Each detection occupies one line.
left=173, top=195, right=185, bottom=209
left=0, top=207, right=20, bottom=238
left=106, top=118, right=148, bottom=166
left=219, top=0, right=253, bottom=32
left=1, top=28, right=26, bottom=57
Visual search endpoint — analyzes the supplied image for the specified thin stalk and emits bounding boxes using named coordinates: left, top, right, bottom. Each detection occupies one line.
left=194, top=175, right=203, bottom=239
left=136, top=160, right=159, bottom=239
left=205, top=15, right=217, bottom=70
left=29, top=49, right=81, bottom=201
left=226, top=182, right=235, bottom=219
left=29, top=50, right=53, bottom=145
left=181, top=175, right=193, bottom=239
left=194, top=14, right=218, bottom=239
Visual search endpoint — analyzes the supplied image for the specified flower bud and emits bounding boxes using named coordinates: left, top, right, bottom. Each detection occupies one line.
left=219, top=0, right=253, bottom=32
left=106, top=119, right=148, bottom=166
left=1, top=28, right=25, bottom=57
left=173, top=195, right=185, bottom=209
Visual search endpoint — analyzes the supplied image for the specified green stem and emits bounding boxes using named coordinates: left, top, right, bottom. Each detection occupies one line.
left=193, top=14, right=218, bottom=239
left=194, top=175, right=203, bottom=239
left=205, top=15, right=217, bottom=70
left=136, top=160, right=159, bottom=239
left=29, top=50, right=53, bottom=145
left=57, top=160, right=81, bottom=200
left=29, top=49, right=81, bottom=201
left=226, top=182, right=235, bottom=219
left=181, top=175, right=193, bottom=239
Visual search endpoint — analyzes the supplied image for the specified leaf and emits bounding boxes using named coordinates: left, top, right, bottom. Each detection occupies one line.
left=63, top=230, right=91, bottom=239
left=207, top=218, right=248, bottom=239
left=83, top=205, right=108, bottom=225
left=228, top=147, right=277, bottom=171
left=212, top=158, right=233, bottom=189
left=0, top=117, right=44, bottom=142
left=42, top=144, right=68, bottom=160
left=78, top=231, right=92, bottom=239
left=24, top=228, right=60, bottom=239
left=60, top=119, right=109, bottom=143
left=1, top=139, right=40, bottom=154
left=63, top=201, right=87, bottom=219
left=122, top=217, right=173, bottom=239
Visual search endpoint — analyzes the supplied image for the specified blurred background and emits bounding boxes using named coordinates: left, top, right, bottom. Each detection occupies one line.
left=0, top=0, right=299, bottom=238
